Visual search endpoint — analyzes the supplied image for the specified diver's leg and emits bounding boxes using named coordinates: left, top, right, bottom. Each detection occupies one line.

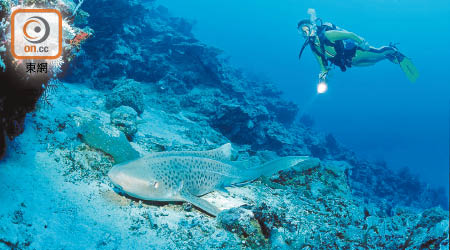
left=353, top=45, right=419, bottom=82
left=352, top=46, right=397, bottom=66
left=352, top=61, right=377, bottom=67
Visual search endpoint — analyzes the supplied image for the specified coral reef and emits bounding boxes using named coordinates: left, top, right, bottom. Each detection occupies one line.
left=78, top=119, right=140, bottom=164
left=218, top=207, right=266, bottom=248
left=69, top=0, right=447, bottom=211
left=111, top=106, right=138, bottom=140
left=0, top=85, right=447, bottom=248
left=105, top=78, right=144, bottom=115
left=0, top=0, right=92, bottom=158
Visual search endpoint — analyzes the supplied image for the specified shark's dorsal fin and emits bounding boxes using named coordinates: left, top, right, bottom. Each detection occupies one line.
left=180, top=190, right=220, bottom=217
left=145, top=143, right=236, bottom=162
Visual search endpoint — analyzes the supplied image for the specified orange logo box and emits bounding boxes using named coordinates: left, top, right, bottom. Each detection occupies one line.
left=11, top=9, right=62, bottom=60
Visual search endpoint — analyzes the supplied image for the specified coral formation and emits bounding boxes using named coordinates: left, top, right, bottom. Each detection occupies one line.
left=105, top=78, right=145, bottom=115
left=79, top=119, right=140, bottom=164
left=218, top=207, right=266, bottom=248
left=0, top=0, right=92, bottom=158
left=111, top=106, right=138, bottom=140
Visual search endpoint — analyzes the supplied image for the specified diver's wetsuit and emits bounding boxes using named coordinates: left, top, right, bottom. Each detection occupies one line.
left=311, top=23, right=357, bottom=72
left=310, top=23, right=398, bottom=71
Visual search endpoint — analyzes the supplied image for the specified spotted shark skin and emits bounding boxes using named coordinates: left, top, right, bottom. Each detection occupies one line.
left=145, top=143, right=237, bottom=162
left=108, top=144, right=311, bottom=216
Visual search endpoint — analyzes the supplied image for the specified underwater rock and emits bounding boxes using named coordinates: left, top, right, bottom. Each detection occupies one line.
left=0, top=76, right=46, bottom=160
left=155, top=73, right=186, bottom=94
left=57, top=143, right=114, bottom=181
left=211, top=103, right=255, bottom=144
left=303, top=133, right=332, bottom=159
left=402, top=207, right=450, bottom=250
left=217, top=207, right=266, bottom=248
left=181, top=87, right=225, bottom=116
left=264, top=98, right=299, bottom=125
left=0, top=127, right=5, bottom=159
left=251, top=203, right=287, bottom=239
left=269, top=228, right=290, bottom=250
left=416, top=207, right=449, bottom=228
left=105, top=79, right=144, bottom=114
left=322, top=160, right=353, bottom=177
left=79, top=119, right=139, bottom=163
left=349, top=159, right=449, bottom=210
left=111, top=106, right=138, bottom=140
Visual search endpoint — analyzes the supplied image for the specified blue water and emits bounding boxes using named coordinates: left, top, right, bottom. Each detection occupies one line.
left=158, top=0, right=450, bottom=193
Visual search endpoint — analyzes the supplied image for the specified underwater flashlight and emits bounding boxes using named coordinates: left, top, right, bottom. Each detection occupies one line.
left=317, top=81, right=328, bottom=94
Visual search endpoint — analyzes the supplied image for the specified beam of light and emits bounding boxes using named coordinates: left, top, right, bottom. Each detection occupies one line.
left=298, top=93, right=318, bottom=119
left=317, top=81, right=328, bottom=94
left=298, top=80, right=328, bottom=120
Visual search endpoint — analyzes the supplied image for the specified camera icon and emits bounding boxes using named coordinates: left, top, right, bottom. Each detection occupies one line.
left=11, top=9, right=62, bottom=59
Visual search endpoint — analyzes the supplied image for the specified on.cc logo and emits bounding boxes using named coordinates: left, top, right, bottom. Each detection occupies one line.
left=11, top=9, right=62, bottom=59
left=23, top=16, right=50, bottom=44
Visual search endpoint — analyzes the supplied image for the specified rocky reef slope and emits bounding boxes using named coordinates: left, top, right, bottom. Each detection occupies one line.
left=69, top=0, right=447, bottom=210
left=1, top=82, right=448, bottom=249
left=0, top=0, right=448, bottom=249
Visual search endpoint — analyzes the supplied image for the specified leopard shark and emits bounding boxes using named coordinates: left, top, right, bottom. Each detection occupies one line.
left=145, top=143, right=237, bottom=161
left=108, top=144, right=313, bottom=216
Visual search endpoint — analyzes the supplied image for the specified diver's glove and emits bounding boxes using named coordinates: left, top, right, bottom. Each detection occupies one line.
left=319, top=70, right=328, bottom=82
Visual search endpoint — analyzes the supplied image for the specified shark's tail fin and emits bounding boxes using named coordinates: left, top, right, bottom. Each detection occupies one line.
left=259, top=156, right=314, bottom=177
left=237, top=156, right=319, bottom=183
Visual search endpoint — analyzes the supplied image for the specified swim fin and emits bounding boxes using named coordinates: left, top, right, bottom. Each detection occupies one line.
left=386, top=44, right=419, bottom=83
left=399, top=57, right=419, bottom=83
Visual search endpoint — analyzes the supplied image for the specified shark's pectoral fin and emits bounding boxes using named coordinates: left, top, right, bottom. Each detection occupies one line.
left=215, top=185, right=230, bottom=195
left=180, top=190, right=220, bottom=217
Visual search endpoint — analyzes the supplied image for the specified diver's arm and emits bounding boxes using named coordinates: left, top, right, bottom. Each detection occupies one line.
left=312, top=51, right=329, bottom=80
left=312, top=50, right=327, bottom=72
left=324, top=30, right=364, bottom=43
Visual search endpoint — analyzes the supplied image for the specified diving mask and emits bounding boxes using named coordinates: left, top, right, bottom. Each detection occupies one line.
left=298, top=24, right=315, bottom=38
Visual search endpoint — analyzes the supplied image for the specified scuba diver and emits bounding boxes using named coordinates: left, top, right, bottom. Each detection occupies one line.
left=298, top=9, right=419, bottom=88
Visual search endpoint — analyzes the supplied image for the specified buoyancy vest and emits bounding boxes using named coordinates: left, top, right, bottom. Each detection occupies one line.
left=310, top=23, right=357, bottom=72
